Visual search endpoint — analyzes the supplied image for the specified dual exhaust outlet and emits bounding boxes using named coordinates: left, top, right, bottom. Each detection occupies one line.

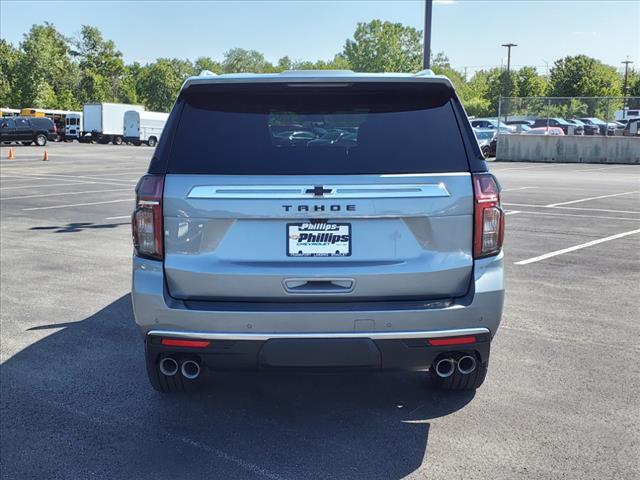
left=159, top=357, right=201, bottom=380
left=434, top=355, right=477, bottom=378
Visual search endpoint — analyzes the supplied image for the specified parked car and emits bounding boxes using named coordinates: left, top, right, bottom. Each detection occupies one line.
left=568, top=119, right=599, bottom=136
left=0, top=116, right=56, bottom=146
left=473, top=128, right=497, bottom=157
left=523, top=127, right=565, bottom=136
left=132, top=70, right=505, bottom=394
left=532, top=118, right=583, bottom=135
left=576, top=117, right=616, bottom=136
left=622, top=118, right=640, bottom=136
left=470, top=118, right=515, bottom=133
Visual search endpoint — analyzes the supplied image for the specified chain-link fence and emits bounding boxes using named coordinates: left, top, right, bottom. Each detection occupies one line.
left=497, top=96, right=640, bottom=136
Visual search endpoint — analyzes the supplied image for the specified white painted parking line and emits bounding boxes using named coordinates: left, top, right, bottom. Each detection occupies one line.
left=546, top=191, right=638, bottom=207
left=105, top=215, right=132, bottom=220
left=515, top=228, right=640, bottom=265
left=505, top=209, right=640, bottom=221
left=0, top=181, right=100, bottom=191
left=503, top=202, right=640, bottom=215
left=501, top=187, right=537, bottom=192
left=3, top=172, right=137, bottom=184
left=2, top=188, right=132, bottom=201
left=22, top=198, right=133, bottom=211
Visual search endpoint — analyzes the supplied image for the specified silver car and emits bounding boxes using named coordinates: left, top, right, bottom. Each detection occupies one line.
left=132, top=70, right=505, bottom=393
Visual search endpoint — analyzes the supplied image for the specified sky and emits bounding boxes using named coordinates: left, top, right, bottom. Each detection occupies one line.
left=1, top=0, right=638, bottom=77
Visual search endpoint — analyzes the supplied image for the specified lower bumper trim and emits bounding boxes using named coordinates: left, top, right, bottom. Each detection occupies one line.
left=147, top=327, right=490, bottom=342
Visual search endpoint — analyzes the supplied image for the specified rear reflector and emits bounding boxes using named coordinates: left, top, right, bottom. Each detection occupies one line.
left=428, top=336, right=477, bottom=346
left=161, top=338, right=210, bottom=348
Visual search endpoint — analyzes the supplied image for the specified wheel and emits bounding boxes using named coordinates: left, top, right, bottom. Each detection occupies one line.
left=147, top=136, right=157, bottom=147
left=22, top=141, right=32, bottom=146
left=112, top=136, right=123, bottom=145
left=145, top=348, right=202, bottom=394
left=35, top=134, right=47, bottom=146
left=430, top=354, right=488, bottom=391
left=133, top=140, right=142, bottom=146
left=481, top=146, right=490, bottom=157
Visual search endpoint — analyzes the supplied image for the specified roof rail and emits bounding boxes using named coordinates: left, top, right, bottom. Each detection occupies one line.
left=199, top=70, right=218, bottom=77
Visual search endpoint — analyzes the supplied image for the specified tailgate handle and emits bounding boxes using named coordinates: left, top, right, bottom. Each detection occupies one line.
left=283, top=278, right=354, bottom=294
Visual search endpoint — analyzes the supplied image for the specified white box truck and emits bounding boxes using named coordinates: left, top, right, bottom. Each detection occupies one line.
left=123, top=110, right=169, bottom=147
left=81, top=103, right=145, bottom=144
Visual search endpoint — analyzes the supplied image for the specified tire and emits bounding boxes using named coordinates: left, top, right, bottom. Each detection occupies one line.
left=145, top=349, right=202, bottom=394
left=147, top=136, right=157, bottom=147
left=430, top=355, right=488, bottom=391
left=112, top=136, right=123, bottom=145
left=22, top=141, right=32, bottom=146
left=35, top=134, right=47, bottom=146
left=133, top=140, right=142, bottom=146
left=481, top=146, right=490, bottom=158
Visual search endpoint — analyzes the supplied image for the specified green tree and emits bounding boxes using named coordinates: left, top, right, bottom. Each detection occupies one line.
left=430, top=52, right=468, bottom=101
left=14, top=23, right=78, bottom=109
left=138, top=58, right=194, bottom=111
left=516, top=66, right=548, bottom=97
left=549, top=55, right=622, bottom=98
left=194, top=56, right=222, bottom=75
left=222, top=48, right=273, bottom=73
left=0, top=40, right=21, bottom=107
left=72, top=25, right=126, bottom=103
left=343, top=20, right=422, bottom=72
left=625, top=69, right=640, bottom=108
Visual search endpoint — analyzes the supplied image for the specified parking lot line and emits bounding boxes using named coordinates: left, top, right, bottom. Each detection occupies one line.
left=546, top=191, right=638, bottom=207
left=0, top=181, right=101, bottom=191
left=105, top=215, right=132, bottom=220
left=3, top=172, right=138, bottom=184
left=501, top=187, right=537, bottom=192
left=503, top=202, right=640, bottom=215
left=515, top=228, right=640, bottom=265
left=22, top=198, right=133, bottom=211
left=2, top=188, right=133, bottom=201
left=504, top=209, right=640, bottom=221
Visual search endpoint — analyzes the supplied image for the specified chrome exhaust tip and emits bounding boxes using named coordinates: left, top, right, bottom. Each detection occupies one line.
left=181, top=360, right=201, bottom=380
left=457, top=355, right=477, bottom=375
left=159, top=357, right=179, bottom=376
left=434, top=357, right=456, bottom=378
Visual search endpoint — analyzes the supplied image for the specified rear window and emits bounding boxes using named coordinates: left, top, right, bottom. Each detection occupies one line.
left=167, top=83, right=469, bottom=175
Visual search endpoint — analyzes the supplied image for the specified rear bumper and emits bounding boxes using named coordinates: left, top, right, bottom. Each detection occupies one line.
left=146, top=330, right=491, bottom=371
left=132, top=251, right=504, bottom=370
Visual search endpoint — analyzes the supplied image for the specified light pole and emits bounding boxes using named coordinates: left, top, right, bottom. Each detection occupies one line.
left=501, top=43, right=517, bottom=76
left=501, top=43, right=517, bottom=121
left=622, top=57, right=634, bottom=114
left=423, top=0, right=433, bottom=69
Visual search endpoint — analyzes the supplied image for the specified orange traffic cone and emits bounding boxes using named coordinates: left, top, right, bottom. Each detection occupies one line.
left=42, top=150, right=49, bottom=161
left=8, top=147, right=14, bottom=160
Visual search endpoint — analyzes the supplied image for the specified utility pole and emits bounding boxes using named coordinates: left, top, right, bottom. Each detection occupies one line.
left=423, top=0, right=433, bottom=69
left=622, top=58, right=634, bottom=114
left=501, top=43, right=517, bottom=121
left=501, top=43, right=517, bottom=76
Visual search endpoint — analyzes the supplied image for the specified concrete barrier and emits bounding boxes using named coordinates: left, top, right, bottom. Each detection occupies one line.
left=496, top=134, right=640, bottom=164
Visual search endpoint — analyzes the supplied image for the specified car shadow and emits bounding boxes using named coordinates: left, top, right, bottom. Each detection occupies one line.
left=30, top=221, right=129, bottom=233
left=1, top=295, right=475, bottom=480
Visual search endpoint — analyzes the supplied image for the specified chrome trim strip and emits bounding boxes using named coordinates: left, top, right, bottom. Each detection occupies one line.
left=187, top=183, right=451, bottom=199
left=147, top=327, right=489, bottom=341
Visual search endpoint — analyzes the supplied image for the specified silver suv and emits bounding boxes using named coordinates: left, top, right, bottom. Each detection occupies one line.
left=132, top=70, right=505, bottom=393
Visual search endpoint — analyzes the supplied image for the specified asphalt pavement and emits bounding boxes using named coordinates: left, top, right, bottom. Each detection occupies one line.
left=1, top=143, right=639, bottom=479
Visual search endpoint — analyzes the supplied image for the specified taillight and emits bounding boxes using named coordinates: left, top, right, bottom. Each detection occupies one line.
left=472, top=173, right=504, bottom=258
left=132, top=174, right=164, bottom=260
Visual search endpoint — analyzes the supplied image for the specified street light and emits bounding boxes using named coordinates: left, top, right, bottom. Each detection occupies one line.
left=501, top=43, right=517, bottom=75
